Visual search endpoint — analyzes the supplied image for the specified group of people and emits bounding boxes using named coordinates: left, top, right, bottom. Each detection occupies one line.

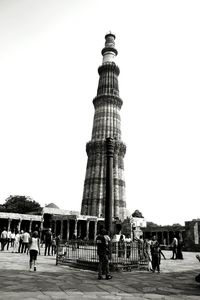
left=0, top=227, right=60, bottom=272
left=0, top=227, right=31, bottom=253
left=95, top=230, right=186, bottom=279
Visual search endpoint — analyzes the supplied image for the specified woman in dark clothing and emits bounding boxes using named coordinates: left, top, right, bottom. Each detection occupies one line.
left=176, top=239, right=184, bottom=259
left=151, top=241, right=166, bottom=273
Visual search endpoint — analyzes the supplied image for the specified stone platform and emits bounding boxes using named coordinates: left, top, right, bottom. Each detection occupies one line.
left=0, top=249, right=200, bottom=299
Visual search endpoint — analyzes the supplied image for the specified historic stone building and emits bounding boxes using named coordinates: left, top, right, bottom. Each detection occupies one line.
left=81, top=33, right=126, bottom=221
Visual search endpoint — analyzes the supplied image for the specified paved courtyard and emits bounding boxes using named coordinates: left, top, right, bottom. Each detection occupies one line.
left=0, top=249, right=200, bottom=299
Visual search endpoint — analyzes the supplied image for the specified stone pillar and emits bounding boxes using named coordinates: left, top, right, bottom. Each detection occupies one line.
left=40, top=219, right=44, bottom=232
left=179, top=231, right=182, bottom=241
left=74, top=220, right=78, bottom=238
left=49, top=220, right=53, bottom=231
left=78, top=221, right=82, bottom=238
left=54, top=220, right=57, bottom=236
left=7, top=218, right=12, bottom=232
left=161, top=231, right=164, bottom=244
left=40, top=219, right=44, bottom=240
left=86, top=220, right=90, bottom=240
left=29, top=219, right=32, bottom=233
left=94, top=221, right=98, bottom=241
left=67, top=220, right=70, bottom=241
left=105, top=137, right=114, bottom=235
left=18, top=219, right=22, bottom=232
left=60, top=220, right=63, bottom=239
left=167, top=231, right=170, bottom=245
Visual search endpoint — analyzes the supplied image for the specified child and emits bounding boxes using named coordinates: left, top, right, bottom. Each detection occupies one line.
left=151, top=242, right=166, bottom=273
left=29, top=231, right=40, bottom=271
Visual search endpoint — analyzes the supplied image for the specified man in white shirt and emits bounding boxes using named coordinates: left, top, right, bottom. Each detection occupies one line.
left=171, top=235, right=178, bottom=259
left=21, top=230, right=30, bottom=253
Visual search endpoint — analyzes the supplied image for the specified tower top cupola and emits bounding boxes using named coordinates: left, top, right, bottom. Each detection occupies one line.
left=101, top=32, right=118, bottom=64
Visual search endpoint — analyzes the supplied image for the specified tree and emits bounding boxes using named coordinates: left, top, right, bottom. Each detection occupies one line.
left=0, top=195, right=42, bottom=214
left=132, top=210, right=144, bottom=218
left=147, top=221, right=159, bottom=227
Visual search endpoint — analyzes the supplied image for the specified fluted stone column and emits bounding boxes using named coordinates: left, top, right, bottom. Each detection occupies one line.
left=167, top=231, right=170, bottom=245
left=94, top=221, right=98, bottom=241
left=66, top=220, right=70, bottom=241
left=54, top=221, right=57, bottom=236
left=105, top=137, right=114, bottom=234
left=29, top=219, right=32, bottom=233
left=60, top=220, right=63, bottom=239
left=8, top=218, right=12, bottom=232
left=81, top=33, right=127, bottom=221
left=40, top=220, right=44, bottom=240
left=74, top=220, right=78, bottom=238
left=86, top=220, right=90, bottom=240
left=18, top=219, right=22, bottom=232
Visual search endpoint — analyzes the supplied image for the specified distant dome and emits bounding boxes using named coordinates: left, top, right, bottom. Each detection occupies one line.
left=45, top=203, right=60, bottom=209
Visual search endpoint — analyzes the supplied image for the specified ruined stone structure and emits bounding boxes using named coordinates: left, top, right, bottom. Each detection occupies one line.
left=81, top=33, right=126, bottom=221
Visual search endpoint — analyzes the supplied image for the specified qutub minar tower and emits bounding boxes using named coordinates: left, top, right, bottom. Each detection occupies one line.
left=81, top=33, right=126, bottom=222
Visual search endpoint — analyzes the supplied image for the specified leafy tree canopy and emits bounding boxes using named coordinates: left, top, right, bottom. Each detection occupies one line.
left=147, top=221, right=159, bottom=227
left=0, top=195, right=42, bottom=214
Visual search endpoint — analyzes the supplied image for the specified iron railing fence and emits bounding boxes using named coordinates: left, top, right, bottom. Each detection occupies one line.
left=56, top=240, right=149, bottom=271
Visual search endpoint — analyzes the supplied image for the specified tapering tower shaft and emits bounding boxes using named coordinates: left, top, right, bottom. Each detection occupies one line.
left=81, top=33, right=126, bottom=221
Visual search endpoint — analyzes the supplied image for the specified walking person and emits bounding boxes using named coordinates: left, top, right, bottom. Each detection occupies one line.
left=1, top=227, right=8, bottom=251
left=44, top=228, right=52, bottom=256
left=151, top=241, right=166, bottom=273
left=144, top=238, right=153, bottom=271
left=96, top=228, right=112, bottom=280
left=21, top=230, right=30, bottom=254
left=29, top=231, right=40, bottom=271
left=171, top=234, right=178, bottom=259
left=18, top=230, right=24, bottom=253
left=13, top=231, right=20, bottom=253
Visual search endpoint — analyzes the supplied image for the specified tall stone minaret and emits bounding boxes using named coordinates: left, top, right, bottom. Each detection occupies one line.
left=81, top=33, right=126, bottom=221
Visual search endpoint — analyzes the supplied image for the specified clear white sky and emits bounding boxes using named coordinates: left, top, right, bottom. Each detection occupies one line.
left=0, top=0, right=200, bottom=226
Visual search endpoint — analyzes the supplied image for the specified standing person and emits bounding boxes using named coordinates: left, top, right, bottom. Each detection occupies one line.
left=176, top=237, right=184, bottom=259
left=171, top=234, right=178, bottom=259
left=125, top=234, right=132, bottom=259
left=144, top=238, right=153, bottom=271
left=118, top=234, right=125, bottom=258
left=18, top=230, right=24, bottom=253
left=138, top=235, right=144, bottom=260
left=29, top=231, right=40, bottom=271
left=6, top=229, right=12, bottom=250
left=0, top=227, right=8, bottom=251
left=10, top=230, right=16, bottom=248
left=21, top=230, right=30, bottom=254
left=151, top=241, right=166, bottom=273
left=13, top=231, right=20, bottom=253
left=44, top=228, right=52, bottom=256
left=96, top=228, right=112, bottom=280
left=51, top=234, right=57, bottom=256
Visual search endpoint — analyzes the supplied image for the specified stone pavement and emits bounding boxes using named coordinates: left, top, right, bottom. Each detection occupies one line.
left=0, top=249, right=200, bottom=299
